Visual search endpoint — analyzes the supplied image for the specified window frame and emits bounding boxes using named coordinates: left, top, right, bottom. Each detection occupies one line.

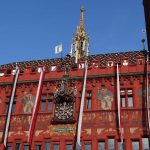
left=108, top=137, right=115, bottom=150
left=84, top=91, right=92, bottom=110
left=23, top=143, right=30, bottom=150
left=142, top=137, right=149, bottom=150
left=66, top=141, right=73, bottom=150
left=35, top=143, right=42, bottom=150
left=83, top=141, right=92, bottom=150
left=98, top=140, right=105, bottom=150
left=40, top=93, right=53, bottom=112
left=132, top=139, right=140, bottom=150
left=44, top=141, right=51, bottom=150
left=15, top=142, right=21, bottom=150
left=52, top=142, right=60, bottom=150
left=120, top=88, right=134, bottom=108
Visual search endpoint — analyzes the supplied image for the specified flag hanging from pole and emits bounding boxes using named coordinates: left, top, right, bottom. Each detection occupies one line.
left=146, top=52, right=150, bottom=131
left=116, top=64, right=123, bottom=144
left=28, top=67, right=45, bottom=144
left=55, top=44, right=62, bottom=54
left=3, top=66, right=20, bottom=147
left=77, top=60, right=88, bottom=146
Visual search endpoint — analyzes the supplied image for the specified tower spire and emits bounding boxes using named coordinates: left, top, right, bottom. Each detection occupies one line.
left=70, top=6, right=90, bottom=63
left=80, top=6, right=85, bottom=30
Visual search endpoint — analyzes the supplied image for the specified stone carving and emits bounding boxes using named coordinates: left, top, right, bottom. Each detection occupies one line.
left=21, top=94, right=35, bottom=113
left=97, top=88, right=113, bottom=110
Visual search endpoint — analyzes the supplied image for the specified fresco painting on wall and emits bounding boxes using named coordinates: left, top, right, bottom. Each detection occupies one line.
left=21, top=94, right=35, bottom=113
left=97, top=88, right=113, bottom=110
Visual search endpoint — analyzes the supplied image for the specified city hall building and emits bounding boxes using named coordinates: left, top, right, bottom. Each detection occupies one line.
left=0, top=0, right=150, bottom=150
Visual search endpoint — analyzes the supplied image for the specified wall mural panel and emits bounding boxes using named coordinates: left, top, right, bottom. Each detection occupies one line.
left=97, top=88, right=114, bottom=110
left=21, top=94, right=35, bottom=113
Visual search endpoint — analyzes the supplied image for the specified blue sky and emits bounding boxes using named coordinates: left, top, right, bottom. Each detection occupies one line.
left=0, top=0, right=147, bottom=65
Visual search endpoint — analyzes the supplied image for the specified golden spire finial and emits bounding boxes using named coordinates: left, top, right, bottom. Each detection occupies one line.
left=70, top=6, right=90, bottom=63
left=80, top=6, right=85, bottom=29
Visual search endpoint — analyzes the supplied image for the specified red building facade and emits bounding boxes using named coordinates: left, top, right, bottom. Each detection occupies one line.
left=0, top=4, right=150, bottom=150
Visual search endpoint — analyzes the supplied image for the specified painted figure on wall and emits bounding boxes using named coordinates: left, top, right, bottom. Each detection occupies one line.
left=97, top=88, right=114, bottom=110
left=21, top=94, right=35, bottom=113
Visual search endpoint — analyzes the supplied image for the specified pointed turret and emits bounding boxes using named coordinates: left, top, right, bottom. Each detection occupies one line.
left=70, top=6, right=89, bottom=63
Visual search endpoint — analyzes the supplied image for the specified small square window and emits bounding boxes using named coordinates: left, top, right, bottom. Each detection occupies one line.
left=93, top=62, right=98, bottom=68
left=31, top=68, right=36, bottom=73
left=138, top=59, right=143, bottom=65
left=120, top=90, right=125, bottom=95
left=123, top=60, right=128, bottom=66
left=79, top=63, right=85, bottom=69
left=87, top=91, right=92, bottom=97
left=127, top=90, right=133, bottom=95
left=107, top=61, right=113, bottom=67
left=6, top=69, right=11, bottom=75
left=51, top=66, right=57, bottom=71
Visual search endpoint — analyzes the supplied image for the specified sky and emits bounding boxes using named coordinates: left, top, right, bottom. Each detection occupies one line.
left=0, top=0, right=147, bottom=65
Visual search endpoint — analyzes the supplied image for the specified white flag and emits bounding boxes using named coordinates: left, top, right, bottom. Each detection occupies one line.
left=77, top=60, right=88, bottom=146
left=117, top=64, right=123, bottom=144
left=55, top=44, right=62, bottom=54
left=117, top=64, right=121, bottom=129
left=3, top=66, right=20, bottom=147
left=28, top=67, right=45, bottom=143
left=146, top=52, right=150, bottom=132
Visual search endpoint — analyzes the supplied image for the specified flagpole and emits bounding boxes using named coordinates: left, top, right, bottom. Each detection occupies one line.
left=116, top=64, right=124, bottom=147
left=76, top=59, right=88, bottom=146
left=146, top=51, right=150, bottom=134
left=28, top=67, right=45, bottom=145
left=3, top=66, right=20, bottom=147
